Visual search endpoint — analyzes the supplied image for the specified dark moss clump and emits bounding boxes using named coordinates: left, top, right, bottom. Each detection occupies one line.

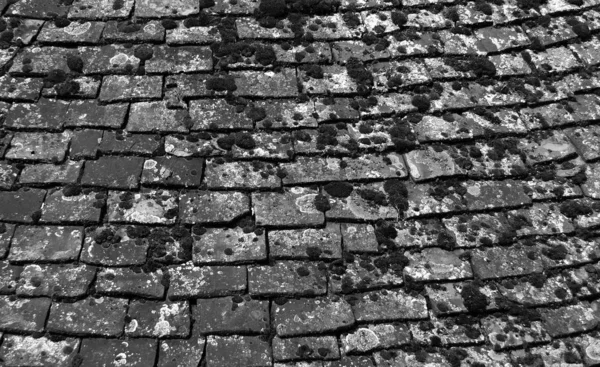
left=386, top=74, right=403, bottom=89
left=391, top=11, right=408, bottom=27
left=293, top=130, right=312, bottom=143
left=306, top=246, right=322, bottom=259
left=63, top=184, right=82, bottom=197
left=361, top=32, right=390, bottom=51
left=206, top=76, right=237, bottom=92
left=192, top=224, right=207, bottom=235
left=0, top=30, right=13, bottom=43
left=127, top=225, right=151, bottom=238
left=29, top=209, right=41, bottom=223
left=559, top=200, right=593, bottom=218
left=304, top=64, right=324, bottom=79
left=572, top=169, right=587, bottom=185
left=346, top=57, right=373, bottom=94
left=258, top=0, right=287, bottom=17
left=324, top=181, right=353, bottom=198
left=389, top=121, right=417, bottom=154
left=563, top=350, right=581, bottom=364
left=43, top=69, right=67, bottom=87
left=471, top=57, right=496, bottom=78
left=255, top=44, right=277, bottom=66
left=184, top=13, right=212, bottom=28
left=276, top=168, right=287, bottom=179
left=411, top=94, right=430, bottom=112
left=134, top=45, right=154, bottom=61
left=55, top=80, right=80, bottom=97
left=383, top=179, right=408, bottom=213
left=437, top=231, right=456, bottom=250
left=444, top=6, right=460, bottom=22
left=342, top=12, right=361, bottom=28
left=569, top=19, right=591, bottom=39
left=449, top=56, right=496, bottom=78
left=234, top=132, right=256, bottom=150
left=200, top=0, right=216, bottom=7
left=487, top=137, right=522, bottom=161
left=373, top=251, right=409, bottom=276
left=314, top=193, right=331, bottom=212
left=474, top=0, right=493, bottom=15
left=528, top=273, right=546, bottom=288
left=296, top=344, right=313, bottom=358
left=542, top=244, right=568, bottom=261
left=112, top=0, right=124, bottom=10
left=216, top=134, right=236, bottom=150
left=93, top=228, right=120, bottom=245
left=184, top=17, right=202, bottom=28
left=517, top=0, right=546, bottom=10
left=296, top=266, right=310, bottom=277
left=374, top=220, right=397, bottom=247
left=442, top=348, right=469, bottom=367
left=460, top=283, right=489, bottom=313
left=216, top=17, right=237, bottom=43
left=288, top=0, right=341, bottom=15
left=117, top=21, right=141, bottom=33
left=358, top=189, right=387, bottom=206
left=161, top=19, right=178, bottom=30
left=66, top=54, right=84, bottom=73
left=211, top=41, right=255, bottom=67
left=245, top=106, right=267, bottom=122
left=54, top=16, right=70, bottom=28
left=316, top=124, right=338, bottom=148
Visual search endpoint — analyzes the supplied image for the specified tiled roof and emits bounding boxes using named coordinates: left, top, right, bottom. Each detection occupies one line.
left=0, top=0, right=599, bottom=365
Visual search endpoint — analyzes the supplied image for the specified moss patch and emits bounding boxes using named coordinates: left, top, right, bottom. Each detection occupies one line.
left=460, top=283, right=489, bottom=313
left=411, top=94, right=430, bottom=112
left=206, top=76, right=237, bottom=92
left=324, top=181, right=353, bottom=198
left=66, top=54, right=84, bottom=73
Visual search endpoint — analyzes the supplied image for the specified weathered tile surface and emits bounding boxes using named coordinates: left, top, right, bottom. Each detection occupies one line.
left=9, top=226, right=82, bottom=262
left=0, top=0, right=599, bottom=362
left=19, top=161, right=83, bottom=184
left=273, top=297, right=355, bottom=337
left=47, top=297, right=128, bottom=336
left=0, top=335, right=80, bottom=366
left=194, top=297, right=269, bottom=334
left=168, top=263, right=246, bottom=299
left=17, top=264, right=95, bottom=297
left=78, top=338, right=157, bottom=366
left=125, top=300, right=191, bottom=337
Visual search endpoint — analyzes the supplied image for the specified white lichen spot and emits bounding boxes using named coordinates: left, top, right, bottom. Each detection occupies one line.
left=290, top=187, right=306, bottom=195
left=125, top=319, right=138, bottom=333
left=345, top=328, right=380, bottom=352
left=144, top=23, right=157, bottom=34
left=153, top=303, right=180, bottom=337
left=63, top=22, right=92, bottom=35
left=144, top=159, right=157, bottom=170
left=114, top=352, right=128, bottom=366
left=160, top=341, right=170, bottom=352
left=326, top=158, right=339, bottom=170
left=467, top=185, right=480, bottom=197
left=586, top=342, right=600, bottom=361
left=295, top=194, right=320, bottom=214
left=110, top=53, right=137, bottom=65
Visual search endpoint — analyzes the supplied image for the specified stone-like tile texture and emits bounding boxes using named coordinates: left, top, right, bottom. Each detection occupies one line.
left=0, top=0, right=598, bottom=364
